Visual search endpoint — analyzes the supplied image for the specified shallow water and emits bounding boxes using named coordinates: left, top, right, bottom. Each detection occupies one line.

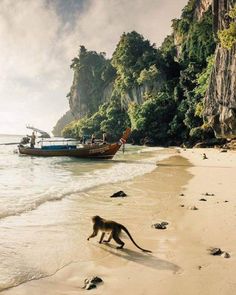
left=0, top=134, right=170, bottom=291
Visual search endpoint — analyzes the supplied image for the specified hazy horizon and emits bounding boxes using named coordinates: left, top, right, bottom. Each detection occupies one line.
left=0, top=0, right=188, bottom=135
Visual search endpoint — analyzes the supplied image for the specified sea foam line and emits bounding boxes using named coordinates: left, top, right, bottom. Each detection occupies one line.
left=0, top=152, right=173, bottom=220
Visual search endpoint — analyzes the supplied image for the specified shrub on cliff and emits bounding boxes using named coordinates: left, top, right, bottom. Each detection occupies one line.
left=218, top=23, right=236, bottom=49
left=218, top=6, right=236, bottom=49
left=128, top=92, right=176, bottom=145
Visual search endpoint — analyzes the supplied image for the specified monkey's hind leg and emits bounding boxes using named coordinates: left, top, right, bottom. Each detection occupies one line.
left=113, top=232, right=125, bottom=249
left=99, top=232, right=105, bottom=244
left=103, top=233, right=112, bottom=243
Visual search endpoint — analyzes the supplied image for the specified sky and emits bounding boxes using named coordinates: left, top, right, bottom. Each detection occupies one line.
left=0, top=0, right=188, bottom=135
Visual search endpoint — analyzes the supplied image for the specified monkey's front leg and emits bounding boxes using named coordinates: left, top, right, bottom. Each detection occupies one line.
left=87, top=230, right=98, bottom=241
left=99, top=232, right=105, bottom=243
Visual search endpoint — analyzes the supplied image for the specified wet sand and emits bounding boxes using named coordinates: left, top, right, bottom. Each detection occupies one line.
left=2, top=148, right=236, bottom=295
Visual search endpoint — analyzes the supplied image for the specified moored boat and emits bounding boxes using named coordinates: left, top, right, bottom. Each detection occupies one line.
left=18, top=128, right=131, bottom=159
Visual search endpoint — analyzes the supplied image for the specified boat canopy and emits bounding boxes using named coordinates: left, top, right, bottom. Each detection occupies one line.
left=26, top=125, right=50, bottom=138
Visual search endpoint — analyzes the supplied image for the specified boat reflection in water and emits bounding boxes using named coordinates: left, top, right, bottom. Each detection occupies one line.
left=18, top=128, right=131, bottom=159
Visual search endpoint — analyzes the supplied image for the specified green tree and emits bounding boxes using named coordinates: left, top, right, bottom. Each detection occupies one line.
left=112, top=31, right=162, bottom=92
left=128, top=92, right=176, bottom=145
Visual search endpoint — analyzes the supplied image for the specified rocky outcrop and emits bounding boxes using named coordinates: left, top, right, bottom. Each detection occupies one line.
left=204, top=0, right=236, bottom=138
left=69, top=70, right=87, bottom=119
left=69, top=67, right=113, bottom=119
left=173, top=0, right=213, bottom=59
left=122, top=80, right=165, bottom=105
left=194, top=0, right=212, bottom=20
left=69, top=70, right=164, bottom=118
left=68, top=47, right=115, bottom=119
left=212, top=0, right=233, bottom=34
left=52, top=110, right=74, bottom=136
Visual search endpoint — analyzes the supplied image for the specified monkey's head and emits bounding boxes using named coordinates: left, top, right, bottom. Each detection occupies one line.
left=92, top=215, right=102, bottom=223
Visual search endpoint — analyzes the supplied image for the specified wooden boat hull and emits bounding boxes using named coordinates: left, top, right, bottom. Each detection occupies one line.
left=18, top=128, right=131, bottom=159
left=18, top=143, right=120, bottom=159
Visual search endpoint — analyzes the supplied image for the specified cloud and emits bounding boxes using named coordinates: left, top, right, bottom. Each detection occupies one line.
left=0, top=0, right=74, bottom=134
left=72, top=0, right=188, bottom=56
left=0, top=0, right=187, bottom=134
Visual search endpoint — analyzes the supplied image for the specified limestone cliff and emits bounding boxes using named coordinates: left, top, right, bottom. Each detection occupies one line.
left=121, top=79, right=165, bottom=106
left=204, top=0, right=236, bottom=138
left=173, top=0, right=213, bottom=60
left=68, top=70, right=113, bottom=119
left=194, top=0, right=212, bottom=20
left=68, top=43, right=165, bottom=118
left=67, top=46, right=116, bottom=119
left=69, top=76, right=164, bottom=116
left=52, top=110, right=74, bottom=136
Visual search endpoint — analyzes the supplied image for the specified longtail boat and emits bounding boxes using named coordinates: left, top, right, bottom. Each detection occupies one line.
left=18, top=128, right=131, bottom=159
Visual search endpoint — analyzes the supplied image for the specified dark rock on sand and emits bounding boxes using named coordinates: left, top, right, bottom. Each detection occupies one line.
left=152, top=222, right=169, bottom=229
left=199, top=198, right=207, bottom=201
left=85, top=283, right=97, bottom=290
left=222, top=252, right=230, bottom=258
left=209, top=248, right=231, bottom=258
left=189, top=206, right=198, bottom=210
left=90, top=277, right=103, bottom=284
left=110, top=191, right=127, bottom=198
left=83, top=276, right=103, bottom=290
left=204, top=192, right=215, bottom=196
left=209, top=248, right=223, bottom=256
left=179, top=193, right=185, bottom=196
left=180, top=204, right=185, bottom=207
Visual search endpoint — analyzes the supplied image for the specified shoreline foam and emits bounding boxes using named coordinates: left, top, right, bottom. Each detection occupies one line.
left=0, top=148, right=174, bottom=220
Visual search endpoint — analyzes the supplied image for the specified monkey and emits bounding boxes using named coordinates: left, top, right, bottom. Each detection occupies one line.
left=87, top=215, right=152, bottom=253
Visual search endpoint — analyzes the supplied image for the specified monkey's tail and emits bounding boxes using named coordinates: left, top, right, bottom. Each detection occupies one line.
left=121, top=225, right=152, bottom=253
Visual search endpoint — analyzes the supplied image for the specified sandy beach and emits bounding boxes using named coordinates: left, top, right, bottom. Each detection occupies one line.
left=2, top=148, right=236, bottom=295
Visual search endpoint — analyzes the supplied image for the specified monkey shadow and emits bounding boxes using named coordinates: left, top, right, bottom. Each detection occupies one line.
left=93, top=243, right=180, bottom=273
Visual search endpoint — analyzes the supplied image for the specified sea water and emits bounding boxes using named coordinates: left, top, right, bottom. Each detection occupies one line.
left=0, top=134, right=168, bottom=291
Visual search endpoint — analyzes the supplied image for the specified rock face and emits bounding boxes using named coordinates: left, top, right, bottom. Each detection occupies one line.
left=204, top=0, right=236, bottom=138
left=122, top=80, right=165, bottom=105
left=69, top=71, right=113, bottom=119
left=174, top=0, right=213, bottom=60
left=194, top=0, right=212, bottom=20
left=69, top=77, right=164, bottom=119
left=52, top=110, right=74, bottom=136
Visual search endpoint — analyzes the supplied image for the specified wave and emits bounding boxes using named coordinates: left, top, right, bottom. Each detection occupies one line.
left=0, top=153, right=172, bottom=220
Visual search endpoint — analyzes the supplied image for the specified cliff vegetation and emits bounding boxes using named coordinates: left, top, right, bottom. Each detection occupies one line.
left=57, top=0, right=227, bottom=145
